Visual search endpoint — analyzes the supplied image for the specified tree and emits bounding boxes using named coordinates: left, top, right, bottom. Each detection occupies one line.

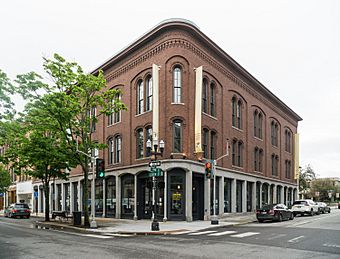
left=0, top=166, right=11, bottom=194
left=0, top=69, right=15, bottom=120
left=15, top=54, right=127, bottom=226
left=299, top=165, right=316, bottom=197
left=310, top=179, right=340, bottom=202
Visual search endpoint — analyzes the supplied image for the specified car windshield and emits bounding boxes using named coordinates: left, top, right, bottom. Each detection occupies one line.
left=293, top=201, right=307, bottom=205
left=15, top=204, right=29, bottom=209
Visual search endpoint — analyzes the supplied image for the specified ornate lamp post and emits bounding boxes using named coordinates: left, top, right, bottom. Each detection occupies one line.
left=146, top=138, right=164, bottom=231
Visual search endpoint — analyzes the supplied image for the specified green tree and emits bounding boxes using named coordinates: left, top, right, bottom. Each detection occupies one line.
left=310, top=179, right=340, bottom=202
left=299, top=164, right=316, bottom=197
left=0, top=165, right=11, bottom=194
left=15, top=54, right=127, bottom=226
left=0, top=69, right=15, bottom=120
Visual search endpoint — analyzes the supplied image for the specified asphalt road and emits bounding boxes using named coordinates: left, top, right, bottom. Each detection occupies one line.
left=1, top=209, right=340, bottom=259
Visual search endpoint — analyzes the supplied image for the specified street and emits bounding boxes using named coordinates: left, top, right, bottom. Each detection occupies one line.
left=1, top=209, right=340, bottom=259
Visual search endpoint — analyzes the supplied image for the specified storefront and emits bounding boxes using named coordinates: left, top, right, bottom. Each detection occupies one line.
left=16, top=181, right=33, bottom=209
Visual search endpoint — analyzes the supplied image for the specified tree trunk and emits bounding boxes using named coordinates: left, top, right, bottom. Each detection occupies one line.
left=44, top=183, right=50, bottom=222
left=83, top=166, right=89, bottom=227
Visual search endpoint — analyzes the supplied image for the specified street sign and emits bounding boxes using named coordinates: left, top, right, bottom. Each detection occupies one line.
left=149, top=160, right=161, bottom=167
left=148, top=168, right=163, bottom=177
left=34, top=191, right=38, bottom=198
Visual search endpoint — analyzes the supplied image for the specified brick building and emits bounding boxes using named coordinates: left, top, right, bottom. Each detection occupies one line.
left=33, top=19, right=302, bottom=221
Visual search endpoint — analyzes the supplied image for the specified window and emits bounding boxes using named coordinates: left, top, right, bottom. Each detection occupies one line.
left=210, top=83, right=216, bottom=117
left=202, top=128, right=209, bottom=158
left=108, top=92, right=121, bottom=125
left=237, top=100, right=242, bottom=129
left=232, top=139, right=243, bottom=167
left=114, top=93, right=121, bottom=123
left=136, top=128, right=144, bottom=159
left=285, top=129, right=292, bottom=152
left=146, top=126, right=153, bottom=157
left=271, top=121, right=278, bottom=146
left=173, top=67, right=182, bottom=103
left=210, top=131, right=216, bottom=160
left=114, top=136, right=121, bottom=164
left=272, top=154, right=279, bottom=176
left=137, top=80, right=144, bottom=114
left=259, top=149, right=263, bottom=172
left=145, top=76, right=153, bottom=111
left=202, top=79, right=208, bottom=113
left=258, top=113, right=263, bottom=138
left=232, top=97, right=237, bottom=127
left=254, top=111, right=258, bottom=137
left=254, top=147, right=264, bottom=172
left=173, top=119, right=182, bottom=153
left=108, top=138, right=114, bottom=164
left=285, top=160, right=291, bottom=178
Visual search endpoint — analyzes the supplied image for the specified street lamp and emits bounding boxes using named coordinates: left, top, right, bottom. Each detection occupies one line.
left=146, top=138, right=164, bottom=231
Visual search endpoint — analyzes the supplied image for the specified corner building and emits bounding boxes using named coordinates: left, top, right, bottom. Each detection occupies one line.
left=35, top=19, right=302, bottom=221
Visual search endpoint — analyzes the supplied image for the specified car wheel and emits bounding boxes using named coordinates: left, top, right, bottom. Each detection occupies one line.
left=289, top=213, right=294, bottom=220
left=278, top=213, right=283, bottom=222
left=258, top=219, right=264, bottom=223
left=310, top=210, right=315, bottom=216
left=328, top=210, right=331, bottom=213
left=26, top=216, right=30, bottom=219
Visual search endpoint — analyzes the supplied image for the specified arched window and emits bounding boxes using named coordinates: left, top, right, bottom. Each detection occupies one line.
left=237, top=100, right=242, bottom=129
left=258, top=113, right=263, bottom=139
left=173, top=119, right=182, bottom=152
left=136, top=128, right=144, bottom=159
left=271, top=121, right=278, bottom=146
left=146, top=126, right=152, bottom=157
left=254, top=110, right=258, bottom=137
left=237, top=141, right=243, bottom=167
left=232, top=97, right=237, bottom=127
left=232, top=139, right=237, bottom=165
left=259, top=149, right=263, bottom=172
left=114, top=135, right=121, bottom=164
left=145, top=76, right=153, bottom=111
left=210, top=83, right=216, bottom=117
left=254, top=147, right=259, bottom=171
left=202, top=79, right=208, bottom=113
left=114, top=93, right=121, bottom=124
left=137, top=80, right=144, bottom=115
left=173, top=67, right=182, bottom=103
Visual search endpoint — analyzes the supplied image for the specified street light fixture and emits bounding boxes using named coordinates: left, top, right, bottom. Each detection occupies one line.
left=146, top=137, right=165, bottom=231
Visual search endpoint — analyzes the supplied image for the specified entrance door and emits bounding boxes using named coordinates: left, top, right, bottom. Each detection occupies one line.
left=167, top=169, right=186, bottom=220
left=137, top=173, right=153, bottom=219
left=192, top=173, right=204, bottom=220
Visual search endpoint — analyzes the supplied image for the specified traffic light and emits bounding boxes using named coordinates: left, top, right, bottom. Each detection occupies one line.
left=96, top=158, right=105, bottom=178
left=205, top=162, right=212, bottom=179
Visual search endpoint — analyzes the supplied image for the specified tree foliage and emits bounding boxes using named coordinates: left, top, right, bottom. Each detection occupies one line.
left=0, top=165, right=11, bottom=193
left=14, top=54, right=127, bottom=226
left=310, top=178, right=340, bottom=201
left=299, top=164, right=316, bottom=193
left=0, top=69, right=15, bottom=120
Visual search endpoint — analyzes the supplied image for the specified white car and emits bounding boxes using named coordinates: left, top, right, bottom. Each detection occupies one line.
left=291, top=199, right=319, bottom=216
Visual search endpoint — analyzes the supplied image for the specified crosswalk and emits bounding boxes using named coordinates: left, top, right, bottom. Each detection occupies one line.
left=176, top=229, right=260, bottom=238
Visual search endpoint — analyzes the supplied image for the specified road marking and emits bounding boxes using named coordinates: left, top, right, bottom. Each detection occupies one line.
left=189, top=230, right=217, bottom=236
left=323, top=243, right=340, bottom=248
left=208, top=230, right=237, bottom=236
left=172, top=230, right=195, bottom=235
left=83, top=234, right=112, bottom=239
left=266, top=233, right=286, bottom=240
left=102, top=233, right=134, bottom=237
left=230, top=232, right=259, bottom=238
left=288, top=235, right=304, bottom=243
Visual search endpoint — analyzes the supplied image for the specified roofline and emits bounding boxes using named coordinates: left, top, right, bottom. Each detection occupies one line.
left=91, top=18, right=302, bottom=122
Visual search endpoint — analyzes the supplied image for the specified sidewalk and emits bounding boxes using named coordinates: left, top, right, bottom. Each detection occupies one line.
left=33, top=213, right=257, bottom=235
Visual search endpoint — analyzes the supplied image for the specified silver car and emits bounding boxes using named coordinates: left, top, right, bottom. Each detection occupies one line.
left=4, top=203, right=31, bottom=219
left=291, top=199, right=319, bottom=216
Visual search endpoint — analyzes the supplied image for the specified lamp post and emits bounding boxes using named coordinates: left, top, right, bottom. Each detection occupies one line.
left=146, top=138, right=164, bottom=231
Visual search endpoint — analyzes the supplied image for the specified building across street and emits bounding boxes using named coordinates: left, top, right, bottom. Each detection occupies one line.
left=2, top=19, right=302, bottom=222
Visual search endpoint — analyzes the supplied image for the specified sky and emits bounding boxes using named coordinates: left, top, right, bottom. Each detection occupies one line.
left=1, top=0, right=339, bottom=178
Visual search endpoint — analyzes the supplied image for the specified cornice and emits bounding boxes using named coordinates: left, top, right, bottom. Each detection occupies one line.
left=105, top=36, right=299, bottom=126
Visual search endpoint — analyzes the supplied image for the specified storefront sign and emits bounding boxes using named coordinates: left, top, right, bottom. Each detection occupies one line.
left=172, top=193, right=181, bottom=201
left=17, top=181, right=32, bottom=194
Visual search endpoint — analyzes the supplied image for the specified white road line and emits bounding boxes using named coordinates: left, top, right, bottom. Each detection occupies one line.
left=208, top=230, right=237, bottom=236
left=103, top=233, right=134, bottom=237
left=172, top=230, right=195, bottom=235
left=52, top=229, right=113, bottom=239
left=188, top=230, right=218, bottom=236
left=288, top=235, right=305, bottom=243
left=230, top=232, right=260, bottom=238
left=266, top=233, right=286, bottom=240
left=83, top=234, right=112, bottom=239
left=323, top=243, right=340, bottom=248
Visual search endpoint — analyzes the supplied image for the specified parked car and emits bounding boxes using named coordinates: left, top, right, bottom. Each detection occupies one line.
left=291, top=199, right=319, bottom=216
left=256, top=204, right=294, bottom=223
left=315, top=202, right=331, bottom=214
left=338, top=202, right=340, bottom=209
left=4, top=203, right=31, bottom=219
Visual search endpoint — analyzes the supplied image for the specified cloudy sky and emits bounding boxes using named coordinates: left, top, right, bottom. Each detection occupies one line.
left=1, top=0, right=339, bottom=178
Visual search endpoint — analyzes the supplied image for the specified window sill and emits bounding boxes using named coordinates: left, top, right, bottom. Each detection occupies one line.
left=171, top=102, right=185, bottom=105
left=135, top=110, right=152, bottom=117
left=202, top=112, right=217, bottom=121
left=254, top=136, right=263, bottom=141
left=107, top=121, right=121, bottom=128
left=170, top=153, right=187, bottom=159
left=231, top=126, right=243, bottom=133
left=231, top=165, right=244, bottom=170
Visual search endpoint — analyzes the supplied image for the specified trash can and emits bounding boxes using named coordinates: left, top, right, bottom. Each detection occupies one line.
left=73, top=211, right=81, bottom=226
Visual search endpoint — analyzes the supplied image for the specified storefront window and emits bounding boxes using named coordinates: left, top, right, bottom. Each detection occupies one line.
left=236, top=180, right=243, bottom=212
left=121, top=174, right=134, bottom=218
left=224, top=178, right=232, bottom=213
left=95, top=179, right=103, bottom=216
left=210, top=177, right=219, bottom=215
left=64, top=183, right=70, bottom=212
left=57, top=184, right=62, bottom=211
left=170, top=175, right=184, bottom=216
left=106, top=176, right=116, bottom=217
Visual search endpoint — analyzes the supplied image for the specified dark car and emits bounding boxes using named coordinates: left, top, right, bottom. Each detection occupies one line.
left=316, top=202, right=331, bottom=214
left=338, top=202, right=340, bottom=209
left=256, top=204, right=294, bottom=223
left=4, top=203, right=31, bottom=219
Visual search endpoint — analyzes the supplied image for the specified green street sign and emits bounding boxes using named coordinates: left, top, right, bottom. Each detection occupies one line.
left=148, top=168, right=163, bottom=177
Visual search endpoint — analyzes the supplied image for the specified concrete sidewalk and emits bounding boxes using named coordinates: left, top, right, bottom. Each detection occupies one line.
left=32, top=213, right=257, bottom=235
